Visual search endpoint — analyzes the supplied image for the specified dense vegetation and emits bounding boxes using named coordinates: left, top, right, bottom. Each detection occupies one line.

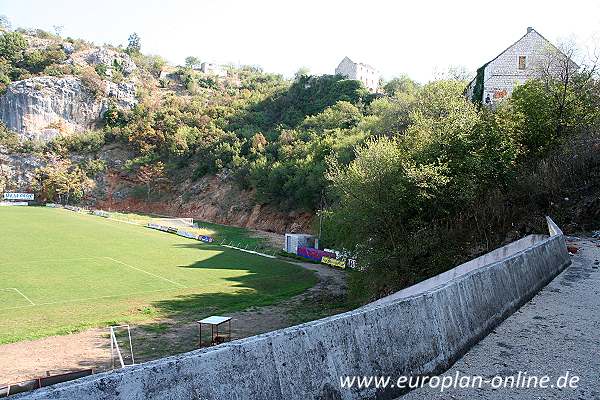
left=101, top=66, right=375, bottom=209
left=325, top=65, right=600, bottom=298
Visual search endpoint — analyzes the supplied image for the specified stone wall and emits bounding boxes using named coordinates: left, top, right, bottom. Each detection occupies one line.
left=16, top=217, right=570, bottom=400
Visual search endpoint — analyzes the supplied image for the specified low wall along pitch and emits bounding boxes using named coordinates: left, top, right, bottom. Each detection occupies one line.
left=17, top=217, right=570, bottom=400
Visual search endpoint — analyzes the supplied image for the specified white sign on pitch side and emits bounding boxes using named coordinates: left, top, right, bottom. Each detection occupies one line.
left=3, top=193, right=34, bottom=200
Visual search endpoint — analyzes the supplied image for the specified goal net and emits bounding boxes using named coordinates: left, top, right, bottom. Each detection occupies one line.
left=149, top=217, right=195, bottom=229
left=110, top=325, right=135, bottom=369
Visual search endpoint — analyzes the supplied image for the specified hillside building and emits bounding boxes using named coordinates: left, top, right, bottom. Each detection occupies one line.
left=466, top=27, right=578, bottom=106
left=335, top=56, right=379, bottom=92
left=199, top=62, right=227, bottom=78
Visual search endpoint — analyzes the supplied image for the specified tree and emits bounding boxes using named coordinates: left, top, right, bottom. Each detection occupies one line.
left=22, top=45, right=67, bottom=73
left=126, top=33, right=141, bottom=55
left=0, top=15, right=11, bottom=30
left=537, top=42, right=599, bottom=139
left=383, top=75, right=418, bottom=96
left=52, top=25, right=63, bottom=37
left=497, top=43, right=600, bottom=159
left=301, top=101, right=362, bottom=132
left=0, top=163, right=9, bottom=193
left=364, top=93, right=416, bottom=137
left=325, top=80, right=519, bottom=296
left=33, top=159, right=93, bottom=204
left=0, top=31, right=27, bottom=63
left=433, top=65, right=473, bottom=81
left=294, top=66, right=310, bottom=80
left=136, top=162, right=167, bottom=202
left=249, top=132, right=267, bottom=154
left=184, top=56, right=201, bottom=69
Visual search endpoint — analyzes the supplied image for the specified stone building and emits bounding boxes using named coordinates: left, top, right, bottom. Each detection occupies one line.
left=199, top=62, right=227, bottom=78
left=466, top=27, right=578, bottom=105
left=335, top=56, right=379, bottom=92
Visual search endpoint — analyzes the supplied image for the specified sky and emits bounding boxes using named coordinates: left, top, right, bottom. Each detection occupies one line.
left=2, top=0, right=600, bottom=82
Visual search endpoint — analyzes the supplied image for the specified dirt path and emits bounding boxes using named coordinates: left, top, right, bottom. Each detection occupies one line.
left=228, top=261, right=347, bottom=337
left=0, top=260, right=347, bottom=386
left=129, top=260, right=348, bottom=364
left=0, top=329, right=110, bottom=386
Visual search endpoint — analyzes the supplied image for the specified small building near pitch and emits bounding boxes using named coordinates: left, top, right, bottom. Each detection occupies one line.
left=283, top=233, right=318, bottom=255
left=465, top=27, right=578, bottom=106
left=335, top=56, right=380, bottom=93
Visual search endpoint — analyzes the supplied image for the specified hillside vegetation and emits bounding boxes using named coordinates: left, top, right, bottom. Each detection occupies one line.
left=1, top=26, right=600, bottom=299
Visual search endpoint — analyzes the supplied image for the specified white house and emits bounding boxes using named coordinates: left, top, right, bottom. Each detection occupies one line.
left=466, top=27, right=578, bottom=105
left=199, top=62, right=227, bottom=78
left=335, top=56, right=380, bottom=93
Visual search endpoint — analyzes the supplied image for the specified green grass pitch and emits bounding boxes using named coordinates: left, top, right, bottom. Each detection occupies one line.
left=0, top=207, right=317, bottom=344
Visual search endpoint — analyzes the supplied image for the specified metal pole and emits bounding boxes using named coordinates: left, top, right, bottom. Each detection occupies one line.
left=110, top=327, right=114, bottom=370
left=127, top=326, right=135, bottom=365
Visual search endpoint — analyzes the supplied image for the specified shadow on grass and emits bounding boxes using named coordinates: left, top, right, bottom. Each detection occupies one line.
left=122, top=241, right=318, bottom=362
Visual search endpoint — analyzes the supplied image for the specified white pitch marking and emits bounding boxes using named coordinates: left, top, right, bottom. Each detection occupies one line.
left=0, top=287, right=35, bottom=305
left=103, top=257, right=187, bottom=288
left=12, top=288, right=35, bottom=305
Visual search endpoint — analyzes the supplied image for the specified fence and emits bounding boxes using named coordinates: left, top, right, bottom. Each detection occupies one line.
left=296, top=246, right=336, bottom=262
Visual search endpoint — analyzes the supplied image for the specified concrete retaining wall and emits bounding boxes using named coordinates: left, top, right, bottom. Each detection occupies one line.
left=17, top=218, right=570, bottom=400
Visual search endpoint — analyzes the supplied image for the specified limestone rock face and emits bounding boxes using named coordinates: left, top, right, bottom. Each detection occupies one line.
left=0, top=149, right=46, bottom=190
left=0, top=75, right=135, bottom=142
left=82, top=48, right=136, bottom=76
left=105, top=80, right=137, bottom=109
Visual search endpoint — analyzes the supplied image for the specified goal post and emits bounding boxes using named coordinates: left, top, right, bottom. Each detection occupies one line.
left=110, top=325, right=135, bottom=369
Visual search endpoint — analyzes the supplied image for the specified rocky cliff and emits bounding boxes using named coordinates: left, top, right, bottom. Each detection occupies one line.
left=95, top=167, right=314, bottom=234
left=2, top=77, right=98, bottom=141
left=0, top=41, right=136, bottom=142
left=0, top=147, right=45, bottom=189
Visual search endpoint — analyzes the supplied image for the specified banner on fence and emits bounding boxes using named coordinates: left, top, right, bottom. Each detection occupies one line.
left=198, top=235, right=214, bottom=243
left=93, top=210, right=110, bottom=218
left=147, top=223, right=170, bottom=232
left=3, top=192, right=34, bottom=201
left=321, top=256, right=346, bottom=269
left=297, top=247, right=336, bottom=262
left=177, top=229, right=198, bottom=239
left=0, top=201, right=28, bottom=206
left=147, top=223, right=214, bottom=243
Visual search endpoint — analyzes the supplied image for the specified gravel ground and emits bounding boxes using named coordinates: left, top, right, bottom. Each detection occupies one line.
left=399, top=237, right=600, bottom=400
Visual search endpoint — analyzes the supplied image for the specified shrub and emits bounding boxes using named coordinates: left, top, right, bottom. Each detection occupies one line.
left=48, top=130, right=106, bottom=154
left=22, top=45, right=67, bottom=73
left=0, top=31, right=27, bottom=63
left=75, top=65, right=104, bottom=98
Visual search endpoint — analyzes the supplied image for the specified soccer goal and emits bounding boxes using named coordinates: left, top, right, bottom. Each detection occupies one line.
left=109, top=325, right=135, bottom=369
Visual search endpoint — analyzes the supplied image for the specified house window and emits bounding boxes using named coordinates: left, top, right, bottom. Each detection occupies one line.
left=518, top=56, right=527, bottom=70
